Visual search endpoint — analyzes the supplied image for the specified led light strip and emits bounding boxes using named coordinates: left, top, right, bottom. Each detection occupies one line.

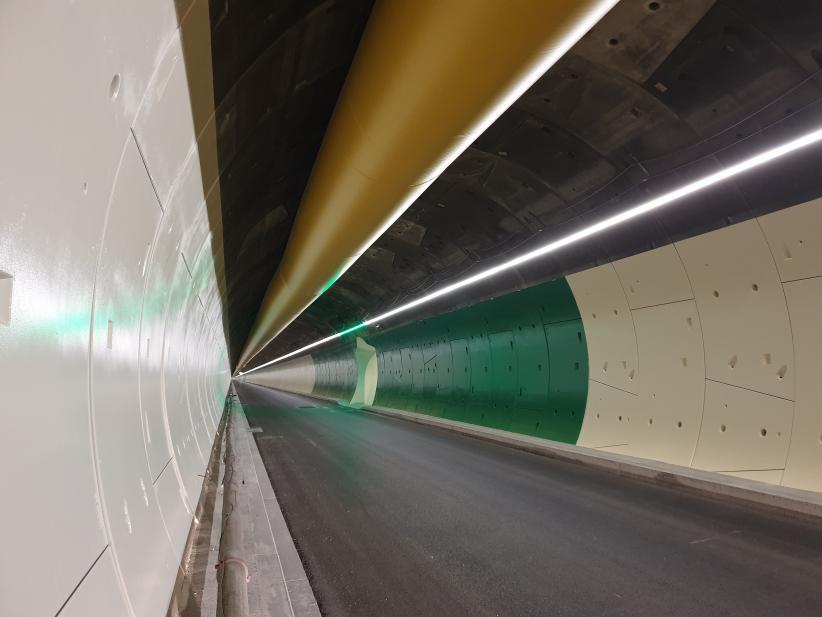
left=237, top=125, right=822, bottom=376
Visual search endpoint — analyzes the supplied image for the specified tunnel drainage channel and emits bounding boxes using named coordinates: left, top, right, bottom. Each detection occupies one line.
left=203, top=392, right=322, bottom=617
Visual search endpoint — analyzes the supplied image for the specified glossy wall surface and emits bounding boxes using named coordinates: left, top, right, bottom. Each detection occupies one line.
left=0, top=2, right=231, bottom=616
left=368, top=279, right=588, bottom=443
left=245, top=197, right=822, bottom=494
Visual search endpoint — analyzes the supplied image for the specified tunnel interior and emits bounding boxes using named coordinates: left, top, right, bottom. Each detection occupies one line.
left=4, top=1, right=822, bottom=616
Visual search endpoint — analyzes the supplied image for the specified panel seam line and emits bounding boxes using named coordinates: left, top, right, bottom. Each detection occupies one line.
left=54, top=545, right=109, bottom=617
left=705, top=378, right=795, bottom=403
left=129, top=127, right=164, bottom=211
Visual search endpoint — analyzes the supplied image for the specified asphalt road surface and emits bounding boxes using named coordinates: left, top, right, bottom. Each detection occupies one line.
left=236, top=382, right=822, bottom=617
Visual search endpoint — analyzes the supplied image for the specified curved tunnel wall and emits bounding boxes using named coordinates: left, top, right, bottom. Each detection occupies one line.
left=246, top=196, right=822, bottom=494
left=1, top=2, right=230, bottom=617
left=367, top=279, right=588, bottom=443
left=571, top=196, right=822, bottom=490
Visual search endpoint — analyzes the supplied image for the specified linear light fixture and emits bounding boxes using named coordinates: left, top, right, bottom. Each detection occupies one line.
left=237, top=125, right=822, bottom=376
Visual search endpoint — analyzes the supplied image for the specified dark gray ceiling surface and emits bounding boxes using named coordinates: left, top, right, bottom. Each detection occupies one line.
left=209, top=0, right=375, bottom=365
left=227, top=0, right=822, bottom=369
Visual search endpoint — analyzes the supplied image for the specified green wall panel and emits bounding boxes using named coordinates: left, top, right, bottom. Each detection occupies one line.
left=434, top=337, right=454, bottom=417
left=410, top=345, right=425, bottom=411
left=447, top=338, right=470, bottom=421
left=542, top=319, right=588, bottom=443
left=466, top=331, right=494, bottom=426
left=367, top=277, right=589, bottom=444
left=311, top=279, right=588, bottom=443
left=488, top=331, right=516, bottom=430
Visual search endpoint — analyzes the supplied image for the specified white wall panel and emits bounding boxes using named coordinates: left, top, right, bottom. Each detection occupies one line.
left=691, top=380, right=793, bottom=473
left=781, top=277, right=822, bottom=491
left=145, top=219, right=210, bottom=490
left=629, top=301, right=705, bottom=466
left=0, top=1, right=178, bottom=614
left=676, top=221, right=795, bottom=400
left=613, top=244, right=693, bottom=309
left=567, top=199, right=822, bottom=490
left=155, top=461, right=194, bottom=562
left=163, top=261, right=208, bottom=510
left=577, top=380, right=639, bottom=448
left=759, top=197, right=822, bottom=282
left=1, top=1, right=228, bottom=616
left=184, top=295, right=215, bottom=452
left=164, top=136, right=218, bottom=268
left=568, top=264, right=639, bottom=393
left=141, top=195, right=190, bottom=480
left=133, top=30, right=197, bottom=207
left=90, top=137, right=177, bottom=617
left=245, top=355, right=318, bottom=394
left=59, top=550, right=130, bottom=617
left=193, top=332, right=218, bottom=435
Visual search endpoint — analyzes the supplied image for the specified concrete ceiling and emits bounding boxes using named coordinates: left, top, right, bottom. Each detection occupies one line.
left=212, top=0, right=822, bottom=369
left=210, top=0, right=375, bottom=363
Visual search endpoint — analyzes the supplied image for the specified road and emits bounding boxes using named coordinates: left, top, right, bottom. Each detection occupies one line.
left=236, top=382, right=822, bottom=617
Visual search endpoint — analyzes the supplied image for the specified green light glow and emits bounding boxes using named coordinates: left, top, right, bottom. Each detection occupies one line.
left=318, top=266, right=347, bottom=297
left=339, top=322, right=367, bottom=336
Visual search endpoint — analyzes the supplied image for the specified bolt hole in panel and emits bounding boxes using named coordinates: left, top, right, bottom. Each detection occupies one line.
left=109, top=73, right=121, bottom=100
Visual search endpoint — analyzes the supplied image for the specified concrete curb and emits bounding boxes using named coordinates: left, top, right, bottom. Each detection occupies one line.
left=360, top=404, right=822, bottom=524
left=213, top=388, right=321, bottom=617
left=234, top=399, right=322, bottom=617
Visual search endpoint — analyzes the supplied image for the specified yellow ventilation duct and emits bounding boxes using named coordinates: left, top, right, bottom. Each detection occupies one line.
left=238, top=0, right=617, bottom=369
